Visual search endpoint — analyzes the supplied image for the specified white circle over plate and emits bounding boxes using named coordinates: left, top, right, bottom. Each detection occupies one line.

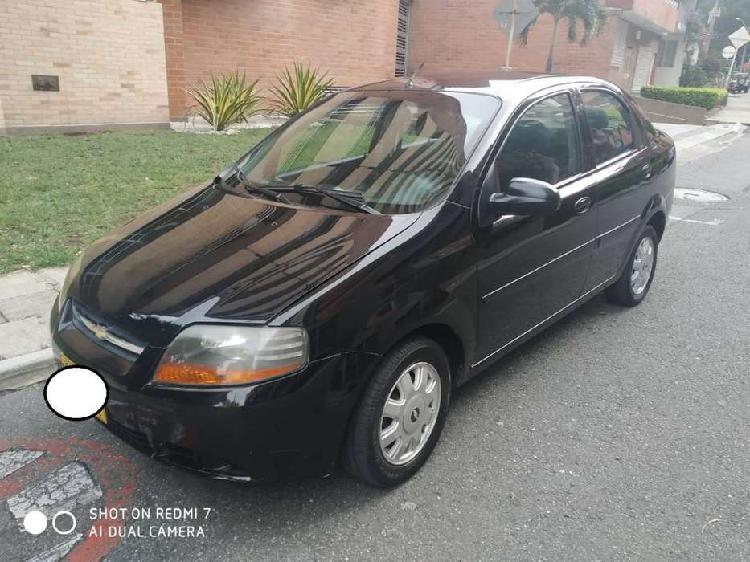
left=44, top=367, right=108, bottom=421
left=23, top=510, right=48, bottom=535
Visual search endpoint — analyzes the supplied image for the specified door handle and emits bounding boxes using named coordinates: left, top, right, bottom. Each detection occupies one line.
left=574, top=196, right=592, bottom=215
left=641, top=163, right=652, bottom=179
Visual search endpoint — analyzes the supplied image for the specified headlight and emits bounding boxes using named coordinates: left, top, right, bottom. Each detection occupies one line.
left=154, top=325, right=308, bottom=386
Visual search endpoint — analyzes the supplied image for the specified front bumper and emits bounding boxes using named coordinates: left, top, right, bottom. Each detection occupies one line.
left=51, top=300, right=370, bottom=481
left=98, top=357, right=357, bottom=481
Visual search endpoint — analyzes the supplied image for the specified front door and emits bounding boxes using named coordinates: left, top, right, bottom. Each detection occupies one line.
left=474, top=91, right=597, bottom=368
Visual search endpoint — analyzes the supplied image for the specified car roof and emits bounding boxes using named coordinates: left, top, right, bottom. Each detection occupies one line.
left=356, top=71, right=612, bottom=98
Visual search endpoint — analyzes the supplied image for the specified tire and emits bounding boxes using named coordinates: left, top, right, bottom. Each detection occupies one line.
left=343, top=337, right=451, bottom=487
left=605, top=225, right=659, bottom=307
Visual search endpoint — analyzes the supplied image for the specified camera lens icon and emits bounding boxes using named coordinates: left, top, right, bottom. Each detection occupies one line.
left=22, top=510, right=77, bottom=536
left=52, top=511, right=77, bottom=535
left=22, top=511, right=47, bottom=535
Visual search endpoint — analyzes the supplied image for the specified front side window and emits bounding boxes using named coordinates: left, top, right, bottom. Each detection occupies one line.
left=233, top=91, right=500, bottom=214
left=495, top=93, right=582, bottom=191
left=581, top=90, right=635, bottom=164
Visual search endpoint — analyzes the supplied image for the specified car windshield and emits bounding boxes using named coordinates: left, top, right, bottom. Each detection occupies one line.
left=234, top=90, right=500, bottom=214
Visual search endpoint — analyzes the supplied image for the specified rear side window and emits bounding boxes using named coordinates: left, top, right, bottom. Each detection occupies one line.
left=581, top=90, right=635, bottom=164
left=496, top=93, right=582, bottom=190
left=625, top=93, right=656, bottom=144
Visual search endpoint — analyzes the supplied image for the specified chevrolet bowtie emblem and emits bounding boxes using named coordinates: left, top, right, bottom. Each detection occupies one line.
left=90, top=324, right=110, bottom=340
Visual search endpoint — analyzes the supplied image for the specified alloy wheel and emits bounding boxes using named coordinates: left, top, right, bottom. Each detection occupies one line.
left=630, top=236, right=655, bottom=296
left=379, top=362, right=442, bottom=466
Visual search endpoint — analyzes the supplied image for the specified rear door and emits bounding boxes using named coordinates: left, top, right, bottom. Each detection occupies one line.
left=578, top=87, right=653, bottom=290
left=474, top=90, right=597, bottom=367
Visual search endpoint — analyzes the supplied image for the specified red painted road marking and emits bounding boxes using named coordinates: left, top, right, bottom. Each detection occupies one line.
left=0, top=437, right=137, bottom=562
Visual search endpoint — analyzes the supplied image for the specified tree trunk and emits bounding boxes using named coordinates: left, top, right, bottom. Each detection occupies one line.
left=546, top=17, right=560, bottom=73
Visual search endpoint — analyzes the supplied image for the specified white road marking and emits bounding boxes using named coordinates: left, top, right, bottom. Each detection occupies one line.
left=669, top=216, right=722, bottom=226
left=6, top=461, right=102, bottom=526
left=26, top=534, right=83, bottom=562
left=674, top=188, right=729, bottom=203
left=0, top=450, right=44, bottom=479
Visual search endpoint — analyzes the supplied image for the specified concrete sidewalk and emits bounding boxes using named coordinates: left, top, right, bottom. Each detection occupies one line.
left=708, top=92, right=750, bottom=126
left=0, top=268, right=66, bottom=389
left=656, top=122, right=746, bottom=164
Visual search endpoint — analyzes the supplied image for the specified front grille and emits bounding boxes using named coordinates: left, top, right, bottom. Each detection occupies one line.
left=71, top=302, right=145, bottom=357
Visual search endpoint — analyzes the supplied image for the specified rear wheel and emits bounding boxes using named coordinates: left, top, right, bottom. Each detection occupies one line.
left=343, top=337, right=451, bottom=487
left=605, top=225, right=658, bottom=307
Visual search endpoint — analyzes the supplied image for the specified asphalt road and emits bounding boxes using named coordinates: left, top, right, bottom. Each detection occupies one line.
left=2, top=134, right=750, bottom=561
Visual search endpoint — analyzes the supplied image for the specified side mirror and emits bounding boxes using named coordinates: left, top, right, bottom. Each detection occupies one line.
left=489, top=177, right=560, bottom=216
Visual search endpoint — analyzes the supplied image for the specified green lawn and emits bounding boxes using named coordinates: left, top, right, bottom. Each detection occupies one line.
left=0, top=129, right=271, bottom=274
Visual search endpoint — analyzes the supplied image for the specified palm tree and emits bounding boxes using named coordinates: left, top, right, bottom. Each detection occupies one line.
left=519, top=0, right=607, bottom=73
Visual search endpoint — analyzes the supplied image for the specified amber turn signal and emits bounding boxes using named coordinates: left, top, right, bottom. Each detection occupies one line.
left=154, top=361, right=304, bottom=386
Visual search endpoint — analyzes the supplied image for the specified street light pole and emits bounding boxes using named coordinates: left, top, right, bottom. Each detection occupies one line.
left=503, top=0, right=518, bottom=69
left=725, top=49, right=739, bottom=88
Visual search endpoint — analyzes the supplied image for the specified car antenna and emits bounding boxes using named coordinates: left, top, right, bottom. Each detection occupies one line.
left=406, top=62, right=425, bottom=89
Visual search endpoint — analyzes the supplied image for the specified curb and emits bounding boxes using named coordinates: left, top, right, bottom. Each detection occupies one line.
left=673, top=123, right=746, bottom=164
left=706, top=123, right=746, bottom=145
left=0, top=348, right=55, bottom=390
left=705, top=117, right=750, bottom=127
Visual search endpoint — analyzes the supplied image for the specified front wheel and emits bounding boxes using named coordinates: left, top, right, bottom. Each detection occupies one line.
left=342, top=337, right=451, bottom=487
left=605, top=225, right=659, bottom=307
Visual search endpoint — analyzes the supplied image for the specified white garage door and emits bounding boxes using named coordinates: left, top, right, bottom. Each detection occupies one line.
left=632, top=46, right=655, bottom=92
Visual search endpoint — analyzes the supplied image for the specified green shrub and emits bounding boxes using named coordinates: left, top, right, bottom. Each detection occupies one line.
left=640, top=86, right=728, bottom=110
left=187, top=71, right=264, bottom=131
left=269, top=63, right=334, bottom=117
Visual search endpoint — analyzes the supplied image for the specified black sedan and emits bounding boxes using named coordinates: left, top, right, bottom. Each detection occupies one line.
left=51, top=72, right=675, bottom=487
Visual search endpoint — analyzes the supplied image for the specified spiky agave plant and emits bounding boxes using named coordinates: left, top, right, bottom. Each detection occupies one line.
left=187, top=71, right=263, bottom=131
left=269, top=63, right=334, bottom=117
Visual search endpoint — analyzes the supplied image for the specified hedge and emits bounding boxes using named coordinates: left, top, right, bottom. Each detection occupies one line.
left=640, top=86, right=728, bottom=110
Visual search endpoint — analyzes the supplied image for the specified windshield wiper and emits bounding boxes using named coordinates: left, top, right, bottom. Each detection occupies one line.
left=268, top=183, right=380, bottom=214
left=216, top=166, right=291, bottom=204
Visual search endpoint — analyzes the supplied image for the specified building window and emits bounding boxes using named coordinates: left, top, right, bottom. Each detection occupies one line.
left=395, top=0, right=411, bottom=77
left=656, top=40, right=678, bottom=68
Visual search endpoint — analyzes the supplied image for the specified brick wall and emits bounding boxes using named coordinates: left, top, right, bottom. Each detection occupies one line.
left=162, top=0, right=400, bottom=119
left=408, top=0, right=627, bottom=87
left=161, top=0, right=187, bottom=121
left=609, top=0, right=679, bottom=32
left=0, top=0, right=169, bottom=133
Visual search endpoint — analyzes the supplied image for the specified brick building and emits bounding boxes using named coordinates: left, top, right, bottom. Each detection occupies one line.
left=0, top=0, right=170, bottom=135
left=160, top=0, right=401, bottom=120
left=406, top=0, right=683, bottom=92
left=0, top=0, right=686, bottom=135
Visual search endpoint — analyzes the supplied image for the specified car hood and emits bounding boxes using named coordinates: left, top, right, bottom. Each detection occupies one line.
left=68, top=185, right=418, bottom=334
